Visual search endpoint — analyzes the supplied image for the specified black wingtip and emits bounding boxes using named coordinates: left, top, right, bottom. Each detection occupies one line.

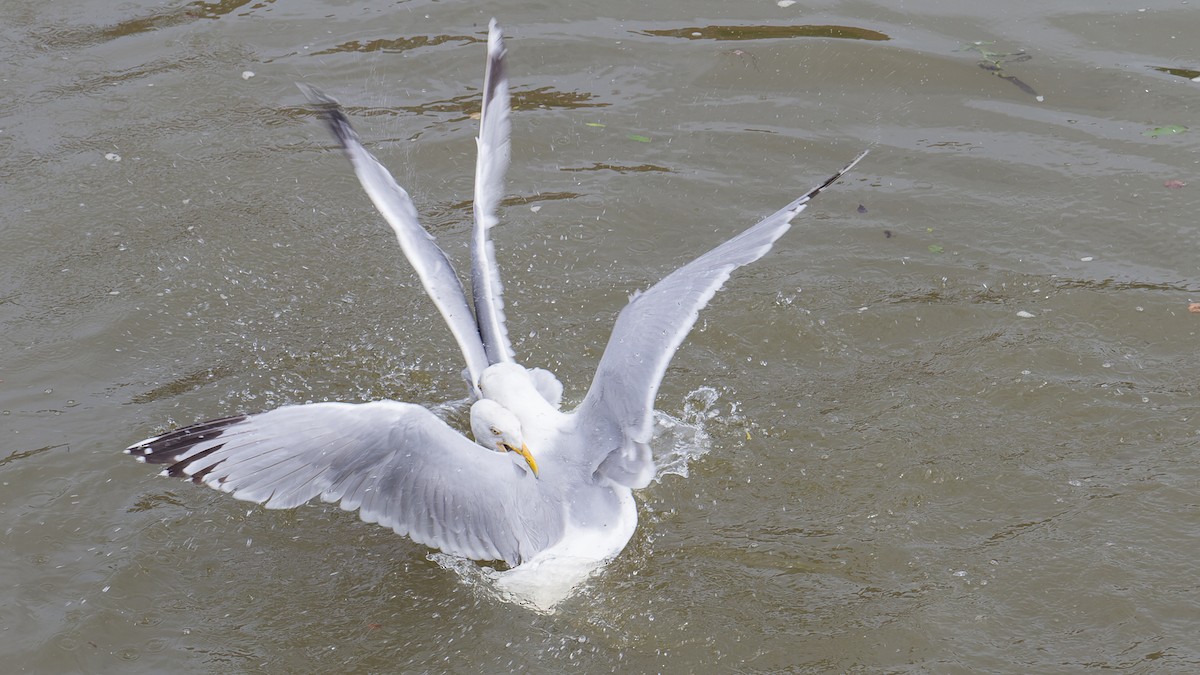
left=809, top=149, right=869, bottom=200
left=785, top=148, right=870, bottom=215
left=297, top=82, right=359, bottom=150
left=126, top=415, right=248, bottom=465
left=165, top=443, right=227, bottom=482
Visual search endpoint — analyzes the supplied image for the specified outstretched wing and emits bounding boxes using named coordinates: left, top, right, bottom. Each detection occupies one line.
left=127, top=402, right=563, bottom=566
left=574, top=150, right=869, bottom=488
left=471, top=19, right=516, bottom=364
left=299, top=85, right=491, bottom=393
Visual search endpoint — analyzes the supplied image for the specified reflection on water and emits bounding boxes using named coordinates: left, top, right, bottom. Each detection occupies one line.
left=311, top=33, right=483, bottom=57
left=641, top=24, right=890, bottom=41
left=561, top=163, right=674, bottom=174
left=281, top=86, right=607, bottom=127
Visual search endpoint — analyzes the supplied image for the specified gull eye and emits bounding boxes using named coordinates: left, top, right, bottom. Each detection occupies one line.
left=489, top=427, right=501, bottom=436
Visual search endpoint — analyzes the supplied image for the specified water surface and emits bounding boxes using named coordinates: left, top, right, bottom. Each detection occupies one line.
left=3, top=0, right=1199, bottom=671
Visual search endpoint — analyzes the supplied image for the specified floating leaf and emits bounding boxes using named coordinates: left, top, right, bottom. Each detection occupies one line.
left=928, top=244, right=944, bottom=254
left=585, top=122, right=606, bottom=128
left=1150, top=65, right=1200, bottom=80
left=627, top=134, right=651, bottom=143
left=1143, top=124, right=1188, bottom=138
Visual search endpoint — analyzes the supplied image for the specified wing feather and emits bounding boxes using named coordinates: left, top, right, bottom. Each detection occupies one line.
left=575, top=150, right=868, bottom=487
left=126, top=401, right=563, bottom=566
left=299, top=85, right=490, bottom=393
left=471, top=19, right=516, bottom=364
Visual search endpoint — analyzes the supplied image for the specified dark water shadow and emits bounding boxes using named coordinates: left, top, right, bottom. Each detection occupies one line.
left=641, top=24, right=890, bottom=42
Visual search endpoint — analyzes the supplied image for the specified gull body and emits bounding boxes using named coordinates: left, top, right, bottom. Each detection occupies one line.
left=125, top=19, right=866, bottom=610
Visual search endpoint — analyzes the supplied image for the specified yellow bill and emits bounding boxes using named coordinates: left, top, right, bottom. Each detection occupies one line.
left=504, top=442, right=539, bottom=477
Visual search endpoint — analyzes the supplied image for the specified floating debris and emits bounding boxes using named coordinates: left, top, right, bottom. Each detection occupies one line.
left=1143, top=124, right=1188, bottom=138
left=961, top=42, right=1041, bottom=100
left=627, top=134, right=651, bottom=143
left=1149, top=65, right=1200, bottom=81
left=1164, top=179, right=1187, bottom=189
left=928, top=244, right=944, bottom=254
left=242, top=70, right=255, bottom=80
left=719, top=48, right=760, bottom=71
left=1016, top=310, right=1035, bottom=318
left=1189, top=303, right=1200, bottom=314
left=104, top=152, right=121, bottom=162
left=857, top=204, right=868, bottom=213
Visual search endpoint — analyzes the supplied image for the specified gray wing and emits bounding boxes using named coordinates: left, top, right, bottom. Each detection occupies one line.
left=574, top=150, right=869, bottom=488
left=299, top=85, right=491, bottom=394
left=471, top=19, right=516, bottom=364
left=126, top=402, right=563, bottom=566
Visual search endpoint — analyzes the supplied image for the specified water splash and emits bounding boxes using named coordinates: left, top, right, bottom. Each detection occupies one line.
left=428, top=550, right=606, bottom=615
left=426, top=387, right=725, bottom=613
left=652, top=386, right=721, bottom=482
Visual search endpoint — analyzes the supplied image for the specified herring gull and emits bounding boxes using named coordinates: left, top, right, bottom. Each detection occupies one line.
left=125, top=19, right=867, bottom=609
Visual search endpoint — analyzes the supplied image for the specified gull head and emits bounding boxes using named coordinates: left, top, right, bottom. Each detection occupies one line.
left=470, top=398, right=539, bottom=477
left=478, top=361, right=562, bottom=416
left=478, top=362, right=538, bottom=398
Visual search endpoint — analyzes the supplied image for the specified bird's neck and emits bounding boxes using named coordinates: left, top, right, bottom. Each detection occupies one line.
left=496, top=387, right=560, bottom=434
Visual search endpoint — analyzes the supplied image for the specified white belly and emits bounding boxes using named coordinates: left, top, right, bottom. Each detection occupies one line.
left=491, top=484, right=638, bottom=612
